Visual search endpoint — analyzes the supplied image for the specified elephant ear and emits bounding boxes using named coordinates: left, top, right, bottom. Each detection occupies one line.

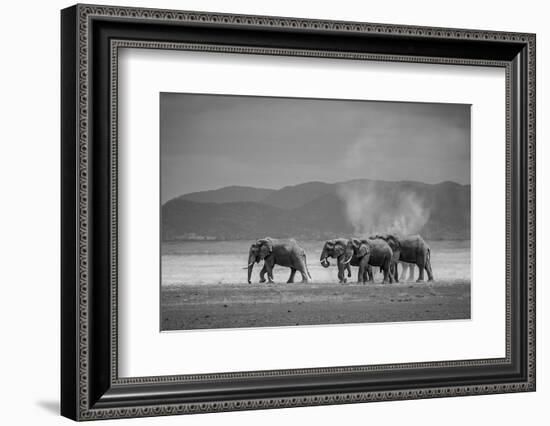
left=257, top=238, right=273, bottom=259
left=387, top=235, right=401, bottom=251
left=333, top=241, right=345, bottom=257
left=345, top=240, right=355, bottom=259
left=357, top=242, right=370, bottom=258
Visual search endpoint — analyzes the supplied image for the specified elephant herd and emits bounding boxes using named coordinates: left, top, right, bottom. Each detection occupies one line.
left=246, top=234, right=434, bottom=284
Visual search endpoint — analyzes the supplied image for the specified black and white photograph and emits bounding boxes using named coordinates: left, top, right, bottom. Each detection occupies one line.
left=160, top=93, right=471, bottom=331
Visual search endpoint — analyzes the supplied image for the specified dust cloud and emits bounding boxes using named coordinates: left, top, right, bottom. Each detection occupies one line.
left=337, top=183, right=431, bottom=237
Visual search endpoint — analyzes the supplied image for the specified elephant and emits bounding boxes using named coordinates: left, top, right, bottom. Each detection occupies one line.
left=319, top=238, right=355, bottom=283
left=349, top=238, right=396, bottom=284
left=246, top=237, right=311, bottom=284
left=319, top=238, right=394, bottom=284
left=372, top=233, right=434, bottom=282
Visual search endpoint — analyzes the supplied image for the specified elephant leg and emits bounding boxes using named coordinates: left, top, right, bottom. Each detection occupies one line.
left=287, top=268, right=296, bottom=283
left=264, top=263, right=274, bottom=283
left=346, top=264, right=352, bottom=278
left=296, top=259, right=310, bottom=283
left=425, top=259, right=434, bottom=281
left=259, top=265, right=267, bottom=283
left=383, top=259, right=393, bottom=284
left=337, top=262, right=347, bottom=284
left=391, top=262, right=399, bottom=283
left=363, top=265, right=373, bottom=284
left=298, top=268, right=309, bottom=283
left=367, top=265, right=374, bottom=282
left=357, top=256, right=370, bottom=284
left=416, top=262, right=425, bottom=282
left=382, top=268, right=389, bottom=284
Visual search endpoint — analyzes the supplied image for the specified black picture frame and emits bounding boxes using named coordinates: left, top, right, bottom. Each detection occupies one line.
left=61, top=4, right=536, bottom=421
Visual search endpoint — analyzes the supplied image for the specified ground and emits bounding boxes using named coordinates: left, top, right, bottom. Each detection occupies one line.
left=161, top=280, right=470, bottom=331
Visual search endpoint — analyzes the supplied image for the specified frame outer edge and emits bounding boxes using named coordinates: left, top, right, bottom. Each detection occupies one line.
left=76, top=2, right=91, bottom=420
left=527, top=34, right=536, bottom=390
left=60, top=4, right=80, bottom=421
left=68, top=4, right=536, bottom=420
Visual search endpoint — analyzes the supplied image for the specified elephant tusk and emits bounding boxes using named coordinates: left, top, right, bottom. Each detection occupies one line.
left=243, top=261, right=254, bottom=269
left=343, top=255, right=353, bottom=265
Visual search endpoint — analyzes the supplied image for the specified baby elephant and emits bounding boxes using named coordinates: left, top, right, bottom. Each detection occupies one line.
left=246, top=237, right=311, bottom=284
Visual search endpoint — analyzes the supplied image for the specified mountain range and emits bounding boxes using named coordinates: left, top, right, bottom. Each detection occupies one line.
left=162, top=179, right=470, bottom=241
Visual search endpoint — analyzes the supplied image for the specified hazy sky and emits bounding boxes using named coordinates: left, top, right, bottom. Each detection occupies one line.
left=160, top=93, right=470, bottom=203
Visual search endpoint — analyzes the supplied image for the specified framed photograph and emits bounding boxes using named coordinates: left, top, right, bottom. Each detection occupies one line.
left=61, top=4, right=536, bottom=421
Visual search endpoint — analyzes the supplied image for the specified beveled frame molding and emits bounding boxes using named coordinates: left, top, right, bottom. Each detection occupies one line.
left=61, top=4, right=535, bottom=421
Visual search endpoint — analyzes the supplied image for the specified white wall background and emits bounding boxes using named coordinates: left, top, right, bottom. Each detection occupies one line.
left=0, top=0, right=546, bottom=424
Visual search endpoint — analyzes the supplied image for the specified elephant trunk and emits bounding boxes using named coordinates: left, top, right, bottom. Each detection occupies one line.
left=247, top=264, right=253, bottom=284
left=247, top=253, right=255, bottom=283
left=320, top=248, right=330, bottom=268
